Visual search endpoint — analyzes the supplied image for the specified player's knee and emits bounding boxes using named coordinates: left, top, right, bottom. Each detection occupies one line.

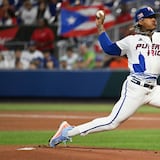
left=109, top=121, right=119, bottom=129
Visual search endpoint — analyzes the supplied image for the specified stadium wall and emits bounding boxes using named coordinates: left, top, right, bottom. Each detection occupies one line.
left=0, top=70, right=131, bottom=98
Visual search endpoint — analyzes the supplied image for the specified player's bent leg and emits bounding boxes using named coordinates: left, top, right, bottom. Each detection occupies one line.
left=49, top=93, right=141, bottom=147
left=75, top=98, right=141, bottom=136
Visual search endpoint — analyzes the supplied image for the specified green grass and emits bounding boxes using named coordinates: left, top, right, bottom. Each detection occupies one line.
left=0, top=130, right=160, bottom=150
left=0, top=102, right=159, bottom=150
left=74, top=130, right=160, bottom=150
left=0, top=103, right=113, bottom=112
left=0, top=103, right=159, bottom=113
left=0, top=131, right=49, bottom=145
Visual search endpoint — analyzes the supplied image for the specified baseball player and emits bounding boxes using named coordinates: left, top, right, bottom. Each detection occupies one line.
left=49, top=6, right=160, bottom=147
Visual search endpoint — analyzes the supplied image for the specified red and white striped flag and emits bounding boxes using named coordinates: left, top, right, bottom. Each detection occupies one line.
left=58, top=5, right=115, bottom=37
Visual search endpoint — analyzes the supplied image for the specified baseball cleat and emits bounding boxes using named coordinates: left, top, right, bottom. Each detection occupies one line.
left=49, top=121, right=73, bottom=147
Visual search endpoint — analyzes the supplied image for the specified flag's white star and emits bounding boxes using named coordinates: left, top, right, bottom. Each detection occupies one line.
left=67, top=16, right=76, bottom=25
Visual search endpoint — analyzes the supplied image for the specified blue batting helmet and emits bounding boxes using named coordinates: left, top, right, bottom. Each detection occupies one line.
left=135, top=7, right=156, bottom=22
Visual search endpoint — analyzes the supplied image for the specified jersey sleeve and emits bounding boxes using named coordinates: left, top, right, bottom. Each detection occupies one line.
left=98, top=32, right=121, bottom=56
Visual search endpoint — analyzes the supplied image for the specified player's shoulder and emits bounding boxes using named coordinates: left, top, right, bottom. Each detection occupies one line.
left=121, top=34, right=139, bottom=42
left=125, top=33, right=153, bottom=41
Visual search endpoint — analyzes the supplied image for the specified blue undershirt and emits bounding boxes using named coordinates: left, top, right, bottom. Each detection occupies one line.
left=98, top=32, right=121, bottom=56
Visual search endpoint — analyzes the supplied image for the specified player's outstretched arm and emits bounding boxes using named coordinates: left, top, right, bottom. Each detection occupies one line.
left=96, top=10, right=121, bottom=56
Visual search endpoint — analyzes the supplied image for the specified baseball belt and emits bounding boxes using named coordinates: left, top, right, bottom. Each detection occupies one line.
left=131, top=78, right=154, bottom=89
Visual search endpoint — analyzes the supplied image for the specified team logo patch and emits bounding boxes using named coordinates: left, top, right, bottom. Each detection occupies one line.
left=137, top=13, right=144, bottom=20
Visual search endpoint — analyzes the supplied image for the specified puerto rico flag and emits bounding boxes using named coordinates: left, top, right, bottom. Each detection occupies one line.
left=58, top=5, right=115, bottom=37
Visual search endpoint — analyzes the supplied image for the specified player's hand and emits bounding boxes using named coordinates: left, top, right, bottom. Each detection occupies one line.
left=96, top=10, right=105, bottom=34
left=96, top=10, right=105, bottom=24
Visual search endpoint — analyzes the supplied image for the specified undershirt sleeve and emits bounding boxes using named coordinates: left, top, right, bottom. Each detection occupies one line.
left=98, top=32, right=121, bottom=56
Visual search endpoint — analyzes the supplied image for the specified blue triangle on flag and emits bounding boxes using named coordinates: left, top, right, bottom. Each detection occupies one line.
left=60, top=9, right=89, bottom=34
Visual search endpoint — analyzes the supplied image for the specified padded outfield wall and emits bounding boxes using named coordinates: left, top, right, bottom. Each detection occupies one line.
left=0, top=70, right=130, bottom=99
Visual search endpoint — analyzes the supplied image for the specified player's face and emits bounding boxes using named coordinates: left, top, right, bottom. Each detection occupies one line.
left=139, top=16, right=157, bottom=31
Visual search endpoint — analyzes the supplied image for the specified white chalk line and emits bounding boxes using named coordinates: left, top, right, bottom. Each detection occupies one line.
left=16, top=147, right=36, bottom=151
left=0, top=113, right=160, bottom=121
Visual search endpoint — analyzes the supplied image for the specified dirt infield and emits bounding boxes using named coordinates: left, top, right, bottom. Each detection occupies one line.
left=0, top=111, right=160, bottom=160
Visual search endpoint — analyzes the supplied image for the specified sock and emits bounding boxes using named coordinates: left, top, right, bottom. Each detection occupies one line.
left=67, top=127, right=80, bottom=137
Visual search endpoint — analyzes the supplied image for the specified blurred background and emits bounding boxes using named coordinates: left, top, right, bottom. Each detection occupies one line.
left=0, top=0, right=160, bottom=101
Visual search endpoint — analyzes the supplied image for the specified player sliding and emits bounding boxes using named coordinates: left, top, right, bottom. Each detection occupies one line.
left=49, top=6, right=160, bottom=147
